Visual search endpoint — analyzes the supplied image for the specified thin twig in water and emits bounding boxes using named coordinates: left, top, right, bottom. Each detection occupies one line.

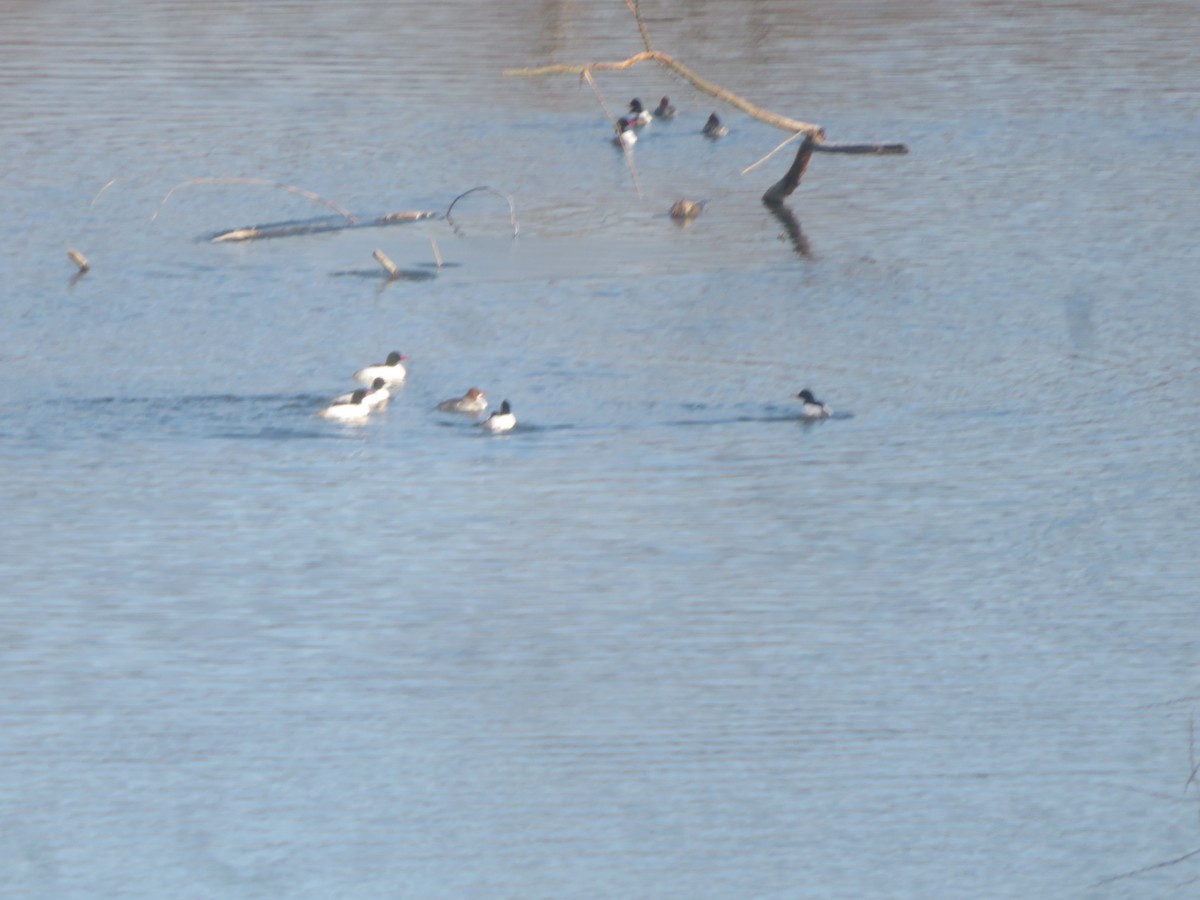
left=742, top=131, right=807, bottom=175
left=1092, top=847, right=1200, bottom=887
left=431, top=238, right=443, bottom=268
left=1187, top=712, right=1199, bottom=791
left=445, top=186, right=519, bottom=238
left=583, top=70, right=642, bottom=199
left=152, top=177, right=357, bottom=223
left=91, top=179, right=118, bottom=206
left=624, top=0, right=654, bottom=52
left=582, top=69, right=616, bottom=126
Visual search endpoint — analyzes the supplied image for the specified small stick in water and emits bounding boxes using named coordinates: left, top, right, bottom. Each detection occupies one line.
left=431, top=238, right=443, bottom=268
left=67, top=248, right=90, bottom=272
left=372, top=249, right=400, bottom=278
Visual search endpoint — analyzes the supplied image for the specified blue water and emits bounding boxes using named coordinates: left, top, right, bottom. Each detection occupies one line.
left=2, top=1, right=1199, bottom=896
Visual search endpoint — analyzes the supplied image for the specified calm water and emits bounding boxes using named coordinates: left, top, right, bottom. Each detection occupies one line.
left=2, top=1, right=1199, bottom=896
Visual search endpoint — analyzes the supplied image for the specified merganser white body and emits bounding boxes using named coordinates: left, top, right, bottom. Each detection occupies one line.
left=354, top=351, right=408, bottom=386
left=333, top=377, right=390, bottom=410
left=796, top=389, right=832, bottom=419
left=319, top=388, right=372, bottom=421
left=480, top=400, right=516, bottom=433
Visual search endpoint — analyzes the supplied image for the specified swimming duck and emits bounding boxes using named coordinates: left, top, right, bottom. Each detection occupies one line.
left=333, top=377, right=390, bottom=411
left=613, top=117, right=637, bottom=149
left=319, top=388, right=372, bottom=421
left=796, top=389, right=832, bottom=419
left=354, top=351, right=408, bottom=386
left=670, top=199, right=705, bottom=220
left=653, top=96, right=676, bottom=119
left=703, top=113, right=728, bottom=138
left=628, top=98, right=652, bottom=126
left=437, top=387, right=488, bottom=414
left=481, top=400, right=516, bottom=433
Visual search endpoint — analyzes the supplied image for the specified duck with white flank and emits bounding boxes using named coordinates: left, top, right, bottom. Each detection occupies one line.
left=653, top=96, right=676, bottom=119
left=333, top=377, right=390, bottom=411
left=354, top=351, right=408, bottom=386
left=481, top=400, right=516, bottom=433
left=628, top=98, right=652, bottom=126
left=703, top=113, right=728, bottom=138
left=613, top=117, right=637, bottom=149
left=796, top=389, right=832, bottom=419
left=437, top=388, right=488, bottom=414
left=319, top=388, right=373, bottom=422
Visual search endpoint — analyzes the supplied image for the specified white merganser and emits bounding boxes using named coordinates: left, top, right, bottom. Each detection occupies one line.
left=354, top=351, right=408, bottom=386
left=481, top=400, right=516, bottom=433
left=613, top=117, right=637, bottom=149
left=437, top=387, right=488, bottom=414
left=319, top=388, right=372, bottom=421
left=796, top=389, right=832, bottom=419
left=333, top=377, right=390, bottom=410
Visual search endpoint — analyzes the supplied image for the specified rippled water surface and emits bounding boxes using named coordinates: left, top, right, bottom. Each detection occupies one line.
left=2, top=1, right=1199, bottom=896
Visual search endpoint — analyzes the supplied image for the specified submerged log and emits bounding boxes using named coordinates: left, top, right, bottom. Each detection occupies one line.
left=208, top=210, right=437, bottom=243
left=816, top=142, right=909, bottom=155
left=762, top=135, right=817, bottom=204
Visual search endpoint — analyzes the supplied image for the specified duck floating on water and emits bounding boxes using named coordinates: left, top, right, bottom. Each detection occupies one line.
left=628, top=98, right=652, bottom=126
left=319, top=388, right=372, bottom=421
left=613, top=117, right=637, bottom=149
left=354, top=351, right=408, bottom=386
left=437, top=388, right=488, bottom=414
left=670, top=199, right=706, bottom=220
left=481, top=400, right=516, bottom=433
left=653, top=96, right=676, bottom=119
left=703, top=113, right=728, bottom=138
left=796, top=389, right=832, bottom=419
left=333, top=377, right=390, bottom=411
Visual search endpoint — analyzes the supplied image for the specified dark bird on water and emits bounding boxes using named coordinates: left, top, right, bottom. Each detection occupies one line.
left=703, top=113, right=728, bottom=138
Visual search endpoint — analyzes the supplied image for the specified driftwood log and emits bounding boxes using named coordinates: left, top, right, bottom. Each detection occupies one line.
left=209, top=211, right=436, bottom=243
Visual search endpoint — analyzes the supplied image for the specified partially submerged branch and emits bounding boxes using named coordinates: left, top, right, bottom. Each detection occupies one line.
left=209, top=210, right=436, bottom=243
left=445, top=186, right=520, bottom=238
left=817, top=142, right=909, bottom=155
left=762, top=135, right=817, bottom=204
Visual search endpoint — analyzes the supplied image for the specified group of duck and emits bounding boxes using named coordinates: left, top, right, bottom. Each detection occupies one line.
left=613, top=96, right=729, bottom=151
left=318, top=350, right=833, bottom=428
left=612, top=97, right=728, bottom=222
left=316, top=351, right=516, bottom=432
left=316, top=98, right=831, bottom=432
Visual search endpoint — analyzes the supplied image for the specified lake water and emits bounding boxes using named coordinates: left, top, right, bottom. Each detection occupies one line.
left=2, top=1, right=1198, bottom=896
